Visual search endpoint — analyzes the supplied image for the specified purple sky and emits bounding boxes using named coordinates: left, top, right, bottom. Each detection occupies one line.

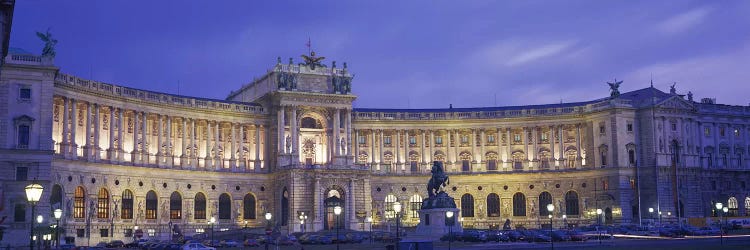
left=10, top=1, right=750, bottom=108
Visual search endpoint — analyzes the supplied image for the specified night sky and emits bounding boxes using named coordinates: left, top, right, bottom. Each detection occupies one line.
left=10, top=1, right=750, bottom=108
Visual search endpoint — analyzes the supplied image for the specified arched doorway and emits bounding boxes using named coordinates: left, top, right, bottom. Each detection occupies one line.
left=604, top=207, right=613, bottom=224
left=324, top=188, right=345, bottom=230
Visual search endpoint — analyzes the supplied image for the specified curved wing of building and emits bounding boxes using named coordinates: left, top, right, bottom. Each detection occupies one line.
left=1, top=50, right=748, bottom=246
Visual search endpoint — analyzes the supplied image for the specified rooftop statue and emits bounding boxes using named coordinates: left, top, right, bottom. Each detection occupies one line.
left=301, top=51, right=326, bottom=70
left=670, top=82, right=677, bottom=94
left=36, top=28, right=58, bottom=58
left=607, top=78, right=622, bottom=98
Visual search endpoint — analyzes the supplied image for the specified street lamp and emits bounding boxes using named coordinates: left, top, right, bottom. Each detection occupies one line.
left=36, top=215, right=43, bottom=250
left=562, top=215, right=567, bottom=230
left=25, top=181, right=43, bottom=250
left=334, top=206, right=342, bottom=250
left=446, top=211, right=454, bottom=250
left=393, top=201, right=402, bottom=250
left=54, top=208, right=62, bottom=248
left=715, top=203, right=724, bottom=245
left=209, top=217, right=215, bottom=246
left=264, top=212, right=272, bottom=250
left=596, top=208, right=603, bottom=245
left=547, top=204, right=554, bottom=249
left=133, top=226, right=139, bottom=244
left=298, top=212, right=307, bottom=233
left=367, top=217, right=373, bottom=243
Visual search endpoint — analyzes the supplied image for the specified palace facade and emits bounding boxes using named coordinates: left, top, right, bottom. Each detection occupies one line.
left=1, top=49, right=749, bottom=246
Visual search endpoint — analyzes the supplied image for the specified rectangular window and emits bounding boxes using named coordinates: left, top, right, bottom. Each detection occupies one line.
left=513, top=134, right=521, bottom=143
left=602, top=180, right=609, bottom=190
left=358, top=136, right=366, bottom=145
left=705, top=127, right=710, bottom=136
left=19, top=87, right=31, bottom=100
left=630, top=178, right=636, bottom=190
left=462, top=160, right=470, bottom=172
left=487, top=159, right=497, bottom=170
left=100, top=229, right=109, bottom=237
left=599, top=126, right=605, bottom=134
left=628, top=150, right=636, bottom=165
left=671, top=123, right=677, bottom=131
left=16, top=166, right=28, bottom=181
left=18, top=124, right=30, bottom=148
left=409, top=136, right=416, bottom=145
left=14, top=204, right=26, bottom=222
left=488, top=135, right=495, bottom=143
left=76, top=229, right=85, bottom=238
left=410, top=161, right=418, bottom=172
left=461, top=135, right=468, bottom=144
left=384, top=136, right=392, bottom=145
left=435, top=136, right=443, bottom=145
left=627, top=123, right=633, bottom=132
left=720, top=127, right=726, bottom=137
left=540, top=133, right=547, bottom=142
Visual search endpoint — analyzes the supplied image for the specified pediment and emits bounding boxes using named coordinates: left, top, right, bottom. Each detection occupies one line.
left=656, top=96, right=695, bottom=110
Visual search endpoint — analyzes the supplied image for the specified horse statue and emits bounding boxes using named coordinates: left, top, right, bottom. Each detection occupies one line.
left=427, top=161, right=450, bottom=198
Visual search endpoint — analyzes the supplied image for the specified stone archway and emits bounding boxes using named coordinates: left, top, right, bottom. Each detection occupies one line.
left=324, top=187, right=346, bottom=230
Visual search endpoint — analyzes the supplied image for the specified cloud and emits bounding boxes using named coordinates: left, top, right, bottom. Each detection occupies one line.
left=656, top=7, right=712, bottom=34
left=470, top=39, right=579, bottom=68
left=505, top=41, right=578, bottom=66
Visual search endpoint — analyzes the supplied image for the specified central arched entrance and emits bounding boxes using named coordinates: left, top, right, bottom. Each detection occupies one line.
left=324, top=187, right=345, bottom=230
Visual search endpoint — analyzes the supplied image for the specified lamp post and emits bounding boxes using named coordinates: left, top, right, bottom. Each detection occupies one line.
left=133, top=226, right=139, bottom=244
left=596, top=208, right=602, bottom=245
left=547, top=204, right=554, bottom=249
left=446, top=211, right=454, bottom=250
left=562, top=215, right=567, bottom=230
left=393, top=202, right=402, bottom=250
left=715, top=203, right=723, bottom=245
left=367, top=217, right=373, bottom=243
left=298, top=212, right=307, bottom=233
left=648, top=207, right=654, bottom=229
left=334, top=206, right=342, bottom=250
left=264, top=212, right=272, bottom=250
left=36, top=215, right=43, bottom=250
left=209, top=217, right=215, bottom=246
left=25, top=181, right=44, bottom=250
left=54, top=208, right=62, bottom=248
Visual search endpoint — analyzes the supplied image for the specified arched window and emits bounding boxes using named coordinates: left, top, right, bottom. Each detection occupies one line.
left=539, top=192, right=552, bottom=216
left=539, top=151, right=551, bottom=169
left=728, top=197, right=738, bottom=217
left=50, top=185, right=63, bottom=210
left=74, top=186, right=85, bottom=218
left=487, top=193, right=500, bottom=217
left=170, top=192, right=182, bottom=220
left=565, top=191, right=579, bottom=215
left=14, top=204, right=26, bottom=222
left=745, top=197, right=750, bottom=215
left=385, top=194, right=397, bottom=219
left=409, top=152, right=420, bottom=172
left=194, top=193, right=206, bottom=220
left=512, top=152, right=525, bottom=170
left=243, top=193, right=256, bottom=220
left=460, top=152, right=472, bottom=172
left=461, top=194, right=474, bottom=217
left=146, top=191, right=158, bottom=219
left=486, top=152, right=498, bottom=171
left=219, top=193, right=231, bottom=220
left=97, top=188, right=109, bottom=218
left=122, top=190, right=133, bottom=219
left=409, top=194, right=423, bottom=218
left=513, top=193, right=526, bottom=216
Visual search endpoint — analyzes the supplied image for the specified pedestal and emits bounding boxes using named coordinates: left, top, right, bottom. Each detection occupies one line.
left=412, top=208, right=463, bottom=240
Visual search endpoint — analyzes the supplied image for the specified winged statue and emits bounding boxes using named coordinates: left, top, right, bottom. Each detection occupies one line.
left=607, top=79, right=622, bottom=98
left=36, top=28, right=58, bottom=57
left=301, top=51, right=326, bottom=70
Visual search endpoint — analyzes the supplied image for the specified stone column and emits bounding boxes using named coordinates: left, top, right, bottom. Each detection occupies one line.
left=84, top=102, right=93, bottom=160
left=69, top=99, right=78, bottom=158
left=256, top=125, right=263, bottom=170
left=239, top=124, right=246, bottom=171
left=506, top=128, right=511, bottom=169
left=549, top=125, right=556, bottom=169
left=532, top=127, right=538, bottom=162
left=205, top=121, right=213, bottom=170
left=190, top=118, right=197, bottom=168
left=379, top=130, right=384, bottom=171
left=166, top=116, right=173, bottom=167
left=61, top=97, right=70, bottom=155
left=348, top=179, right=356, bottom=228
left=93, top=104, right=101, bottom=161
left=230, top=123, right=237, bottom=171
left=496, top=127, right=502, bottom=168
left=395, top=130, right=401, bottom=169
left=278, top=107, right=285, bottom=154
left=354, top=129, right=360, bottom=162
left=346, top=109, right=353, bottom=157
left=334, top=108, right=341, bottom=157
left=421, top=130, right=426, bottom=166
left=713, top=122, right=719, bottom=168
left=576, top=124, right=582, bottom=168
left=429, top=130, right=435, bottom=163
left=118, top=108, right=125, bottom=162
left=480, top=129, right=486, bottom=168
left=314, top=178, right=322, bottom=230
left=454, top=129, right=460, bottom=171
left=143, top=112, right=150, bottom=165
left=215, top=122, right=222, bottom=169
left=371, top=130, right=376, bottom=167
left=157, top=115, right=163, bottom=166
left=132, top=111, right=140, bottom=164
left=558, top=126, right=564, bottom=166
left=523, top=127, right=529, bottom=170
left=181, top=117, right=188, bottom=168
left=291, top=107, right=298, bottom=155
left=404, top=130, right=410, bottom=171
left=108, top=106, right=116, bottom=161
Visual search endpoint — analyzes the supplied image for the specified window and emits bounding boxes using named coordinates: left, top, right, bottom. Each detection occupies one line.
left=16, top=166, right=28, bottom=181
left=460, top=152, right=471, bottom=172
left=19, top=87, right=31, bottom=100
left=384, top=136, right=392, bottom=145
left=409, top=136, right=416, bottom=145
left=705, top=127, right=710, bottom=136
left=539, top=192, right=552, bottom=216
left=461, top=135, right=469, bottom=144
left=745, top=197, right=750, bottom=215
left=487, top=159, right=497, bottom=171
left=599, top=125, right=605, bottom=134
left=17, top=125, right=30, bottom=148
left=14, top=204, right=26, bottom=222
left=384, top=195, right=397, bottom=219
left=461, top=194, right=474, bottom=217
left=243, top=193, right=256, bottom=220
left=512, top=193, right=526, bottom=216
left=734, top=128, right=740, bottom=137
left=487, top=193, right=500, bottom=217
left=728, top=197, right=739, bottom=217
left=121, top=190, right=133, bottom=219
left=100, top=229, right=109, bottom=237
left=146, top=191, right=157, bottom=220
left=488, top=135, right=495, bottom=143
left=671, top=123, right=677, bottom=131
left=707, top=153, right=713, bottom=167
left=628, top=149, right=636, bottom=165
left=435, top=136, right=443, bottom=145
left=410, top=161, right=418, bottom=172
left=627, top=123, right=633, bottom=132
left=565, top=191, right=579, bottom=215
left=409, top=195, right=422, bottom=219
left=602, top=180, right=609, bottom=190
left=170, top=192, right=182, bottom=220
left=513, top=134, right=521, bottom=143
left=97, top=188, right=109, bottom=219
left=219, top=193, right=231, bottom=220
left=194, top=193, right=206, bottom=220
left=358, top=136, right=366, bottom=145
left=720, top=127, right=726, bottom=137
left=74, top=186, right=85, bottom=219
left=76, top=229, right=85, bottom=238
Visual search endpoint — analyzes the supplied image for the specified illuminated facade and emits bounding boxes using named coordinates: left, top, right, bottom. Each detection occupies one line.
left=1, top=49, right=749, bottom=246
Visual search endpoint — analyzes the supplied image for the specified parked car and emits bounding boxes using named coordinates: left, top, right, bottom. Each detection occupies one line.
left=486, top=231, right=510, bottom=242
left=244, top=238, right=260, bottom=247
left=181, top=242, right=216, bottom=250
left=566, top=230, right=588, bottom=241
left=439, top=232, right=463, bottom=242
left=109, top=240, right=125, bottom=248
left=504, top=230, right=525, bottom=242
left=551, top=230, right=572, bottom=241
left=220, top=239, right=239, bottom=247
left=318, top=235, right=333, bottom=244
